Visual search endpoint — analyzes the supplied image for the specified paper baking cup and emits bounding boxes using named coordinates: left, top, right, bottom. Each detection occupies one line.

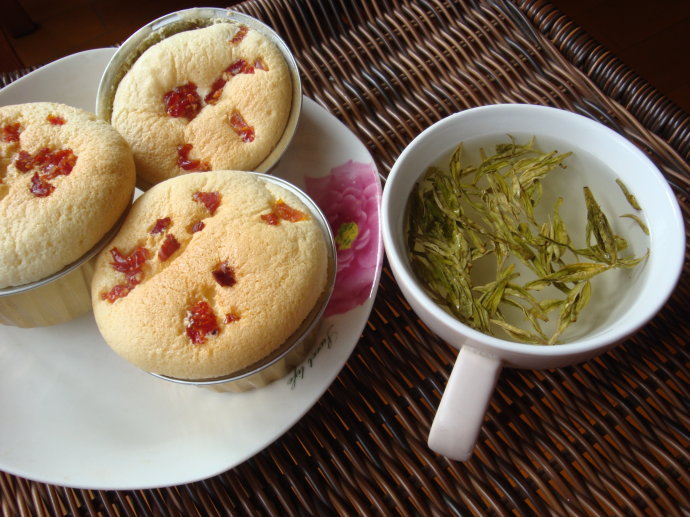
left=95, top=8, right=302, bottom=190
left=150, top=173, right=337, bottom=393
left=0, top=206, right=131, bottom=328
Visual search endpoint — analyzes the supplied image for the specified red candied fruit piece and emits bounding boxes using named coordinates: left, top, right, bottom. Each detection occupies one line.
left=192, top=191, right=221, bottom=215
left=150, top=217, right=171, bottom=235
left=101, top=284, right=132, bottom=303
left=110, top=246, right=150, bottom=278
left=2, top=123, right=21, bottom=143
left=225, top=312, right=241, bottom=324
left=18, top=148, right=77, bottom=178
left=274, top=200, right=307, bottom=222
left=47, top=114, right=65, bottom=125
left=177, top=144, right=211, bottom=172
left=36, top=148, right=77, bottom=179
left=15, top=150, right=33, bottom=172
left=191, top=220, right=205, bottom=233
left=228, top=110, right=255, bottom=143
left=204, top=59, right=263, bottom=105
left=164, top=82, right=202, bottom=120
left=185, top=301, right=219, bottom=345
left=101, top=246, right=150, bottom=303
left=230, top=25, right=249, bottom=44
left=204, top=77, right=227, bottom=105
left=30, top=172, right=54, bottom=197
left=227, top=59, right=255, bottom=76
left=260, top=212, right=279, bottom=226
left=16, top=147, right=77, bottom=197
left=212, top=261, right=236, bottom=287
left=261, top=200, right=308, bottom=225
left=158, top=233, right=180, bottom=261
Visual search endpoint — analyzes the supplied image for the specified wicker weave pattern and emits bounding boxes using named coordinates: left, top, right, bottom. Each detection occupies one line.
left=1, top=0, right=689, bottom=515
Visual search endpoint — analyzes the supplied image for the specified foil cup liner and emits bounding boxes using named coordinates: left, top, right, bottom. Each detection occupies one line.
left=0, top=261, right=95, bottom=328
left=149, top=173, right=337, bottom=392
left=95, top=7, right=303, bottom=191
left=0, top=205, right=131, bottom=328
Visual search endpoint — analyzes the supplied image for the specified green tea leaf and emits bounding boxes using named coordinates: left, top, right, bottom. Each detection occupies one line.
left=525, top=262, right=610, bottom=290
left=584, top=186, right=618, bottom=265
left=490, top=318, right=548, bottom=344
left=616, top=178, right=642, bottom=211
left=404, top=136, right=647, bottom=345
left=549, top=281, right=592, bottom=344
left=620, top=213, right=650, bottom=235
left=476, top=264, right=519, bottom=315
left=617, top=248, right=650, bottom=268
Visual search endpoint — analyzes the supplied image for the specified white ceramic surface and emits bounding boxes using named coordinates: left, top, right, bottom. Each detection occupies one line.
left=381, top=104, right=685, bottom=461
left=0, top=48, right=383, bottom=489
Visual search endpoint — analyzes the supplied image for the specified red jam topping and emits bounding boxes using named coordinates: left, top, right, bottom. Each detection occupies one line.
left=35, top=148, right=77, bottom=178
left=185, top=301, right=219, bottom=344
left=14, top=147, right=77, bottom=197
left=204, top=59, right=265, bottom=105
left=47, top=114, right=65, bottom=125
left=158, top=233, right=180, bottom=261
left=212, top=261, right=236, bottom=287
left=15, top=148, right=77, bottom=177
left=150, top=217, right=171, bottom=235
left=192, top=191, right=221, bottom=215
left=164, top=82, right=202, bottom=120
left=230, top=25, right=249, bottom=44
left=2, top=123, right=21, bottom=142
left=102, top=246, right=150, bottom=303
left=30, top=173, right=55, bottom=197
left=261, top=212, right=279, bottom=226
left=261, top=200, right=308, bottom=225
left=204, top=77, right=227, bottom=105
left=227, top=59, right=255, bottom=76
left=110, top=246, right=150, bottom=282
left=14, top=151, right=33, bottom=171
left=101, top=284, right=133, bottom=303
left=228, top=111, right=255, bottom=143
left=177, top=144, right=211, bottom=172
left=225, top=312, right=241, bottom=324
left=191, top=220, right=205, bottom=233
left=275, top=201, right=307, bottom=222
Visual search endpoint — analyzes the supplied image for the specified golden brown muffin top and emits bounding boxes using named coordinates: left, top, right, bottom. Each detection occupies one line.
left=112, top=22, right=293, bottom=189
left=0, top=102, right=135, bottom=288
left=91, top=170, right=329, bottom=380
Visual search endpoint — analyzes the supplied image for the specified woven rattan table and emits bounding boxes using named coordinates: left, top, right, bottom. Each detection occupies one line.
left=2, top=0, right=689, bottom=515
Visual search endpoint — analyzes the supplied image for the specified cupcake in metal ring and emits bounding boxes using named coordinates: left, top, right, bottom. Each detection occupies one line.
left=90, top=170, right=335, bottom=392
left=0, top=102, right=135, bottom=327
left=97, top=8, right=302, bottom=190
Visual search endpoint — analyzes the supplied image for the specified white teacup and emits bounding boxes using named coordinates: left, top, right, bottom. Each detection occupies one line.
left=381, top=104, right=685, bottom=461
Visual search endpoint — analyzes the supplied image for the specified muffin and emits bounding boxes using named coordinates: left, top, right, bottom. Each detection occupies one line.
left=0, top=102, right=135, bottom=327
left=91, top=170, right=334, bottom=390
left=109, top=17, right=294, bottom=189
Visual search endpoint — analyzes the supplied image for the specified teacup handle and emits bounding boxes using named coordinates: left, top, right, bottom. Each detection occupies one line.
left=428, top=345, right=502, bottom=461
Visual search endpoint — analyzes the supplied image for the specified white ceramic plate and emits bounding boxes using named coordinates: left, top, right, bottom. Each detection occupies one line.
left=0, top=48, right=383, bottom=489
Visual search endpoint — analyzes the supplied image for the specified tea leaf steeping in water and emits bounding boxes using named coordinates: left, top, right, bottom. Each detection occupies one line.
left=406, top=137, right=648, bottom=345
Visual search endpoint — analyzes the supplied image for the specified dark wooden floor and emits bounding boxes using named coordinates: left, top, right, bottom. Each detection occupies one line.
left=1, top=0, right=689, bottom=113
left=552, top=0, right=690, bottom=113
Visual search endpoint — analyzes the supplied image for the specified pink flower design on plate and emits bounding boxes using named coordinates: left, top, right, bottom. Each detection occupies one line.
left=305, top=160, right=382, bottom=317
